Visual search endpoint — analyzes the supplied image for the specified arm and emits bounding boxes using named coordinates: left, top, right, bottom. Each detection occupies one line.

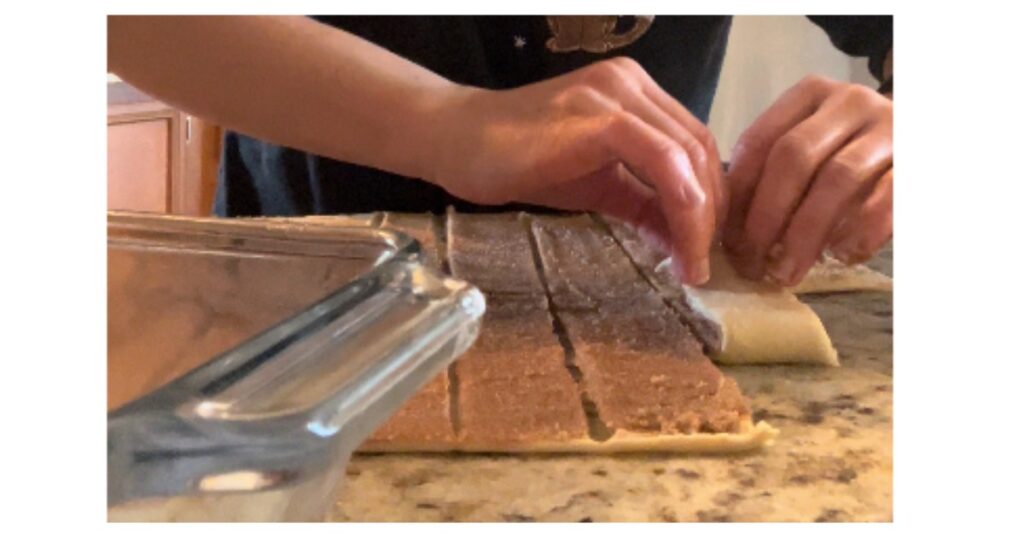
left=108, top=16, right=455, bottom=181
left=109, top=16, right=725, bottom=284
left=721, top=16, right=893, bottom=285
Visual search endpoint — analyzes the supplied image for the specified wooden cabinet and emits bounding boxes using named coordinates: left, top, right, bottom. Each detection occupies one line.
left=107, top=82, right=220, bottom=215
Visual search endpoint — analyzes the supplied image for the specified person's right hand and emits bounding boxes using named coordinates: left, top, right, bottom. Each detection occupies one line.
left=108, top=18, right=720, bottom=282
left=426, top=57, right=724, bottom=285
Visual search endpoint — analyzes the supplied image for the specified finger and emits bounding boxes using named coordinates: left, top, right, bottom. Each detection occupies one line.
left=522, top=162, right=674, bottom=252
left=580, top=112, right=713, bottom=284
left=723, top=76, right=834, bottom=256
left=643, top=103, right=724, bottom=232
left=580, top=61, right=721, bottom=233
left=736, top=90, right=874, bottom=280
left=708, top=137, right=728, bottom=234
left=829, top=168, right=894, bottom=264
left=634, top=65, right=727, bottom=232
left=764, top=128, right=893, bottom=286
left=590, top=165, right=675, bottom=253
left=523, top=101, right=713, bottom=283
left=619, top=97, right=718, bottom=237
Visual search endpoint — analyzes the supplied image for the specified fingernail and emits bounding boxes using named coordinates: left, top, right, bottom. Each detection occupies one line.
left=655, top=256, right=673, bottom=275
left=672, top=256, right=710, bottom=285
left=668, top=256, right=686, bottom=282
left=831, top=238, right=862, bottom=265
left=767, top=255, right=797, bottom=287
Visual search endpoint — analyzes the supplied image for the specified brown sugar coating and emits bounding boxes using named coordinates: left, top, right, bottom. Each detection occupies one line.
left=572, top=342, right=749, bottom=434
left=603, top=218, right=676, bottom=294
left=364, top=372, right=455, bottom=446
left=558, top=294, right=697, bottom=352
left=531, top=215, right=651, bottom=310
left=456, top=296, right=588, bottom=444
left=559, top=295, right=749, bottom=434
left=458, top=369, right=588, bottom=445
left=603, top=219, right=666, bottom=265
left=447, top=212, right=546, bottom=295
left=467, top=298, right=555, bottom=356
left=604, top=218, right=724, bottom=353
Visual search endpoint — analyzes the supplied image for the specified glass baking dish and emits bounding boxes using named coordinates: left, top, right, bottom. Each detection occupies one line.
left=107, top=212, right=484, bottom=521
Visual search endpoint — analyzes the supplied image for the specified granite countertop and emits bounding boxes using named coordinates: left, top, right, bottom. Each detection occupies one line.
left=330, top=246, right=893, bottom=522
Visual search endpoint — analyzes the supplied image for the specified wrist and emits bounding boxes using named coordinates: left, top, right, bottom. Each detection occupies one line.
left=409, top=83, right=490, bottom=189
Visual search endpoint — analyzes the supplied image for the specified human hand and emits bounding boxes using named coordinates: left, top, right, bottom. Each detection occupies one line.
left=427, top=58, right=725, bottom=284
left=722, top=75, right=893, bottom=286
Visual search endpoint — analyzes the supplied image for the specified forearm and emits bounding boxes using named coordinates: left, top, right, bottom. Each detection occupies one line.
left=108, top=16, right=460, bottom=179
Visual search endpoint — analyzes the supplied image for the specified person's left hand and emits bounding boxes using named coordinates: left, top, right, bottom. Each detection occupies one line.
left=722, top=75, right=892, bottom=286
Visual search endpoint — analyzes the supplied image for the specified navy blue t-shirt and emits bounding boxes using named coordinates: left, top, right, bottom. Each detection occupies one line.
left=214, top=15, right=891, bottom=217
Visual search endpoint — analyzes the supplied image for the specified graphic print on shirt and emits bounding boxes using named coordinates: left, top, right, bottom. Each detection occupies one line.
left=545, top=16, right=655, bottom=53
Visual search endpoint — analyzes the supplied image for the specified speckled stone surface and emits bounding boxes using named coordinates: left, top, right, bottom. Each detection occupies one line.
left=330, top=246, right=893, bottom=523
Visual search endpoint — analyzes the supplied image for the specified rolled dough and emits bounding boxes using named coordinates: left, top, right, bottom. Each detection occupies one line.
left=605, top=219, right=841, bottom=366
left=791, top=254, right=892, bottom=294
left=668, top=250, right=840, bottom=366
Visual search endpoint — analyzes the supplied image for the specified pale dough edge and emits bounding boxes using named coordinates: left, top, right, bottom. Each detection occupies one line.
left=684, top=289, right=840, bottom=367
left=790, top=257, right=892, bottom=295
left=357, top=418, right=778, bottom=454
left=682, top=250, right=840, bottom=367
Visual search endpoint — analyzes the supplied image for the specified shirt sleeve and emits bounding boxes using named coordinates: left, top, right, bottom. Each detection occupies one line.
left=807, top=15, right=893, bottom=82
